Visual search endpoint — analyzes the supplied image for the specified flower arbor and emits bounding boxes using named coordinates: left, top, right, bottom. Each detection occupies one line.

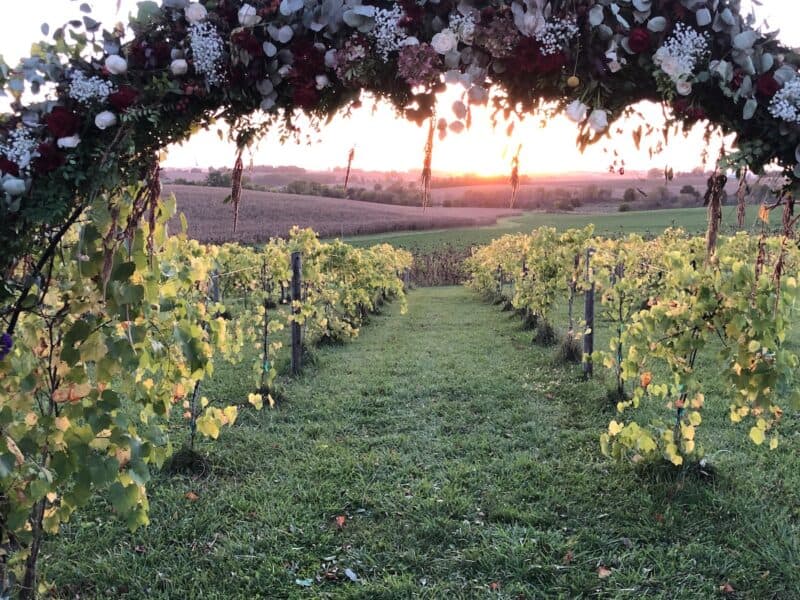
left=1, top=0, right=800, bottom=596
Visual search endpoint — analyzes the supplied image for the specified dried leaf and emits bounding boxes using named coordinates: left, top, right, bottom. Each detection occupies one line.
left=185, top=491, right=200, bottom=502
left=597, top=566, right=612, bottom=579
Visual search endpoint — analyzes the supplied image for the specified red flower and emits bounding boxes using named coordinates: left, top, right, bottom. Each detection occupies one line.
left=45, top=106, right=80, bottom=138
left=34, top=143, right=65, bottom=175
left=0, top=156, right=19, bottom=176
left=628, top=28, right=651, bottom=53
left=109, top=86, right=139, bottom=111
left=292, top=83, right=319, bottom=110
left=152, top=41, right=171, bottom=67
left=232, top=30, right=263, bottom=56
left=509, top=38, right=567, bottom=76
left=756, top=74, right=780, bottom=98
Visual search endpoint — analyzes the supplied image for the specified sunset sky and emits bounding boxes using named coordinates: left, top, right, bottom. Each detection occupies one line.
left=1, top=1, right=797, bottom=175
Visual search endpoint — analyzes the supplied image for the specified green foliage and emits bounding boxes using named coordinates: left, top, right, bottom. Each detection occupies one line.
left=467, top=227, right=800, bottom=467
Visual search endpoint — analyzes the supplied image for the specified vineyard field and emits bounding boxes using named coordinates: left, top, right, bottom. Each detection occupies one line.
left=40, top=287, right=800, bottom=598
left=348, top=205, right=755, bottom=251
left=164, top=184, right=521, bottom=244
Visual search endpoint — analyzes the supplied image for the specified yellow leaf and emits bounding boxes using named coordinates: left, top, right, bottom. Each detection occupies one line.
left=142, top=378, right=154, bottom=391
left=691, top=393, right=704, bottom=409
left=689, top=411, right=702, bottom=426
left=608, top=420, right=623, bottom=436
left=223, top=405, right=238, bottom=426
left=769, top=436, right=779, bottom=450
left=749, top=426, right=765, bottom=445
left=681, top=424, right=695, bottom=441
left=758, top=204, right=770, bottom=223
left=25, top=412, right=38, bottom=427
left=248, top=393, right=263, bottom=410
left=196, top=415, right=220, bottom=440
left=268, top=394, right=275, bottom=409
left=683, top=440, right=695, bottom=453
left=54, top=416, right=70, bottom=432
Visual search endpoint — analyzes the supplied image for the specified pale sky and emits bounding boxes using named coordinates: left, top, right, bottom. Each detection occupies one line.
left=0, top=1, right=797, bottom=175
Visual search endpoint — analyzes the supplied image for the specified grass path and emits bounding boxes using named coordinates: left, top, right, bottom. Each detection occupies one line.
left=47, top=287, right=800, bottom=598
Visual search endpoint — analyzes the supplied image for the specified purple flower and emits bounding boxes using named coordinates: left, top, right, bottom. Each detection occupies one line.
left=397, top=43, right=442, bottom=88
left=0, top=333, right=12, bottom=361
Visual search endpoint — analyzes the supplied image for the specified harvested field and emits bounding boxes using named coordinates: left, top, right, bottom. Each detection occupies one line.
left=164, top=184, right=521, bottom=243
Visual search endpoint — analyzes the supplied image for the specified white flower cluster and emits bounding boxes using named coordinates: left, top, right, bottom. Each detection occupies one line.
left=372, top=6, right=408, bottom=60
left=534, top=18, right=578, bottom=56
left=190, top=22, right=225, bottom=86
left=769, top=78, right=800, bottom=125
left=449, top=12, right=476, bottom=45
left=653, top=23, right=709, bottom=83
left=0, top=128, right=38, bottom=175
left=68, top=70, right=114, bottom=104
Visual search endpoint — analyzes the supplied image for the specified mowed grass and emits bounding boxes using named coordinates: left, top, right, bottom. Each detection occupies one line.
left=43, top=287, right=800, bottom=598
left=347, top=205, right=756, bottom=251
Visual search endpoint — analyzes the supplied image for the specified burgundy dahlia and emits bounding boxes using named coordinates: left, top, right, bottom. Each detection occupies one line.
left=756, top=74, right=780, bottom=98
left=109, top=86, right=140, bottom=111
left=45, top=106, right=80, bottom=138
left=34, top=143, right=66, bottom=175
left=232, top=30, right=263, bottom=56
left=0, top=156, right=20, bottom=177
left=292, top=83, right=320, bottom=110
left=628, top=28, right=651, bottom=53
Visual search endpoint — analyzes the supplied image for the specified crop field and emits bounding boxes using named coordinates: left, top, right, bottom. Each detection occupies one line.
left=165, top=185, right=521, bottom=244
left=347, top=204, right=762, bottom=252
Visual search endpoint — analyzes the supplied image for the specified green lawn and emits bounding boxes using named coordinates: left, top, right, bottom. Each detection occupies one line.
left=346, top=205, right=753, bottom=251
left=43, top=286, right=800, bottom=598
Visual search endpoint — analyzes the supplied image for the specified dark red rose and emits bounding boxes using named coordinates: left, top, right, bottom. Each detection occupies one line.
left=673, top=98, right=690, bottom=115
left=536, top=50, right=567, bottom=74
left=731, top=70, right=744, bottom=90
left=628, top=28, right=651, bottom=53
left=109, top=86, right=139, bottom=111
left=399, top=0, right=423, bottom=27
left=45, top=106, right=80, bottom=138
left=0, top=156, right=19, bottom=176
left=152, top=41, right=171, bottom=67
left=292, top=84, right=319, bottom=110
left=129, top=40, right=148, bottom=68
left=232, top=30, right=263, bottom=56
left=34, top=143, right=65, bottom=175
left=756, top=74, right=780, bottom=98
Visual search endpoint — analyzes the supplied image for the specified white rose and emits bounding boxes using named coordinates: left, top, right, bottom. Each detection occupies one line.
left=57, top=135, right=81, bottom=149
left=660, top=56, right=686, bottom=81
left=676, top=80, right=692, bottom=96
left=184, top=2, right=208, bottom=24
left=3, top=177, right=27, bottom=196
left=588, top=109, right=609, bottom=133
left=95, top=111, right=118, bottom=130
left=565, top=100, right=588, bottom=123
left=431, top=29, right=458, bottom=55
left=238, top=3, right=261, bottom=27
left=105, top=55, right=128, bottom=75
left=171, top=59, right=189, bottom=76
left=315, top=74, right=330, bottom=90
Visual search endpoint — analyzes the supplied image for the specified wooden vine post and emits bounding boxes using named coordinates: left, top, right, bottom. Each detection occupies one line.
left=583, top=247, right=595, bottom=380
left=291, top=251, right=303, bottom=376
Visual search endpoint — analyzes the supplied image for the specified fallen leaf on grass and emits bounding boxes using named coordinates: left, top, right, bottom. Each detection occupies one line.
left=489, top=581, right=501, bottom=591
left=184, top=491, right=199, bottom=502
left=719, top=582, right=735, bottom=594
left=597, top=566, right=612, bottom=579
left=335, top=515, right=346, bottom=528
